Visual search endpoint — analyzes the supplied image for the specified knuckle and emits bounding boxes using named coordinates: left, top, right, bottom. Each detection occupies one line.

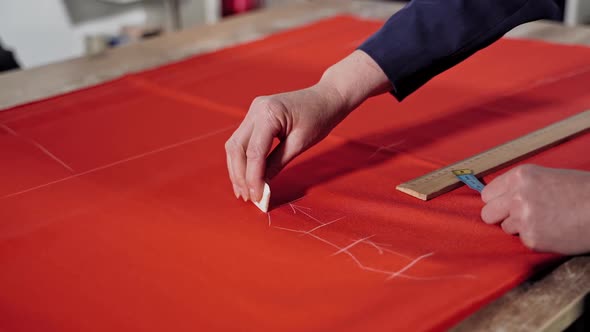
left=224, top=138, right=239, bottom=153
left=252, top=96, right=277, bottom=113
left=481, top=186, right=492, bottom=202
left=521, top=230, right=542, bottom=251
left=512, top=194, right=535, bottom=224
left=518, top=164, right=537, bottom=174
left=246, top=145, right=265, bottom=160
left=256, top=96, right=284, bottom=118
left=252, top=95, right=268, bottom=106
left=245, top=173, right=260, bottom=189
left=520, top=214, right=538, bottom=239
left=521, top=202, right=533, bottom=223
left=501, top=222, right=512, bottom=234
left=521, top=233, right=536, bottom=249
left=511, top=166, right=526, bottom=183
left=480, top=205, right=492, bottom=223
left=262, top=101, right=283, bottom=121
left=234, top=173, right=247, bottom=187
left=263, top=104, right=280, bottom=123
left=511, top=192, right=524, bottom=207
left=512, top=164, right=537, bottom=184
left=250, top=96, right=286, bottom=132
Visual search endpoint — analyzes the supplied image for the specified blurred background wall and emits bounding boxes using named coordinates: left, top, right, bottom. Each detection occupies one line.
left=0, top=0, right=588, bottom=70
left=0, top=0, right=221, bottom=68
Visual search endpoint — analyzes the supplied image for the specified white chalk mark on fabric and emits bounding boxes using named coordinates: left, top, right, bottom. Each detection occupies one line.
left=271, top=205, right=476, bottom=282
left=2, top=125, right=236, bottom=199
left=363, top=239, right=413, bottom=260
left=291, top=205, right=325, bottom=224
left=0, top=124, right=74, bottom=172
left=302, top=216, right=345, bottom=235
left=368, top=139, right=406, bottom=160
left=387, top=252, right=434, bottom=280
left=331, top=235, right=375, bottom=256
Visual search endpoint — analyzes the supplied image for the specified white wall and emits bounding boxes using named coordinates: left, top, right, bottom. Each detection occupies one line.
left=0, top=0, right=147, bottom=68
left=565, top=0, right=590, bottom=26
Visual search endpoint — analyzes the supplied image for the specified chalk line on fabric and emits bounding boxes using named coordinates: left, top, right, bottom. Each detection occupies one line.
left=273, top=226, right=306, bottom=234
left=271, top=196, right=305, bottom=213
left=0, top=123, right=74, bottom=173
left=28, top=139, right=75, bottom=173
left=274, top=226, right=386, bottom=275
left=129, top=78, right=245, bottom=119
left=512, top=65, right=590, bottom=97
left=363, top=239, right=413, bottom=260
left=291, top=204, right=311, bottom=210
left=272, top=206, right=476, bottom=281
left=2, top=125, right=236, bottom=199
left=387, top=252, right=434, bottom=280
left=368, top=139, right=406, bottom=160
left=305, top=231, right=425, bottom=279
left=290, top=204, right=324, bottom=224
left=302, top=216, right=345, bottom=235
left=365, top=239, right=385, bottom=254
left=331, top=235, right=376, bottom=256
left=0, top=123, right=18, bottom=136
left=481, top=64, right=590, bottom=115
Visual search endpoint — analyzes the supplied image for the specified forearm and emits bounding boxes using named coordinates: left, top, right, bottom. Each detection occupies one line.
left=316, top=50, right=392, bottom=112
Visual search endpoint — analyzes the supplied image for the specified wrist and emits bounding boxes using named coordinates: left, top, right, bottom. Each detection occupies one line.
left=312, top=79, right=350, bottom=117
left=319, top=50, right=391, bottom=110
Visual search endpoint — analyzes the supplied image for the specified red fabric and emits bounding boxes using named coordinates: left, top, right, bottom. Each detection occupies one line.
left=1, top=16, right=590, bottom=331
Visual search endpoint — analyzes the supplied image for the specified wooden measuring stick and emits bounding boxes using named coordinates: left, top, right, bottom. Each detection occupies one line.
left=396, top=110, right=590, bottom=200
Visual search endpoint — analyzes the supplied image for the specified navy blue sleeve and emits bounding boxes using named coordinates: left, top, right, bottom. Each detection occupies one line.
left=358, top=0, right=561, bottom=101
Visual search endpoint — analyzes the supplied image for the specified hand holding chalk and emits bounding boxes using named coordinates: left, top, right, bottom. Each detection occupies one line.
left=224, top=50, right=391, bottom=203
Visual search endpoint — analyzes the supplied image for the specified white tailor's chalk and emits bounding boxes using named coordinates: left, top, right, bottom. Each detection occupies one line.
left=253, top=182, right=271, bottom=213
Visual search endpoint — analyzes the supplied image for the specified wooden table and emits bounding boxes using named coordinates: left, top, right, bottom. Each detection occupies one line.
left=1, top=2, right=590, bottom=331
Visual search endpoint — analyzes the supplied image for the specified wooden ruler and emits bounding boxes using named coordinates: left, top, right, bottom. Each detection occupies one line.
left=396, top=110, right=590, bottom=201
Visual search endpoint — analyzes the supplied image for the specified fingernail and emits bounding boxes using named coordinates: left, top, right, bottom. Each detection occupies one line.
left=241, top=189, right=248, bottom=202
left=233, top=185, right=240, bottom=199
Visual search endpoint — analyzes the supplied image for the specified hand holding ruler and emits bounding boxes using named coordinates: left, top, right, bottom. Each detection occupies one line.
left=396, top=110, right=590, bottom=200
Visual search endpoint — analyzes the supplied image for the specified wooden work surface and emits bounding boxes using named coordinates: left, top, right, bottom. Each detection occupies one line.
left=1, top=1, right=590, bottom=331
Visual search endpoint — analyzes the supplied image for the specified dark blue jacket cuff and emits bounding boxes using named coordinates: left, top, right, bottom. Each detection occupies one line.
left=358, top=0, right=561, bottom=101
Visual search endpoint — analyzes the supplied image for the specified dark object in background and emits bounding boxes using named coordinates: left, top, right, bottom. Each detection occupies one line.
left=222, top=0, right=261, bottom=17
left=555, top=0, right=566, bottom=20
left=0, top=42, right=20, bottom=73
